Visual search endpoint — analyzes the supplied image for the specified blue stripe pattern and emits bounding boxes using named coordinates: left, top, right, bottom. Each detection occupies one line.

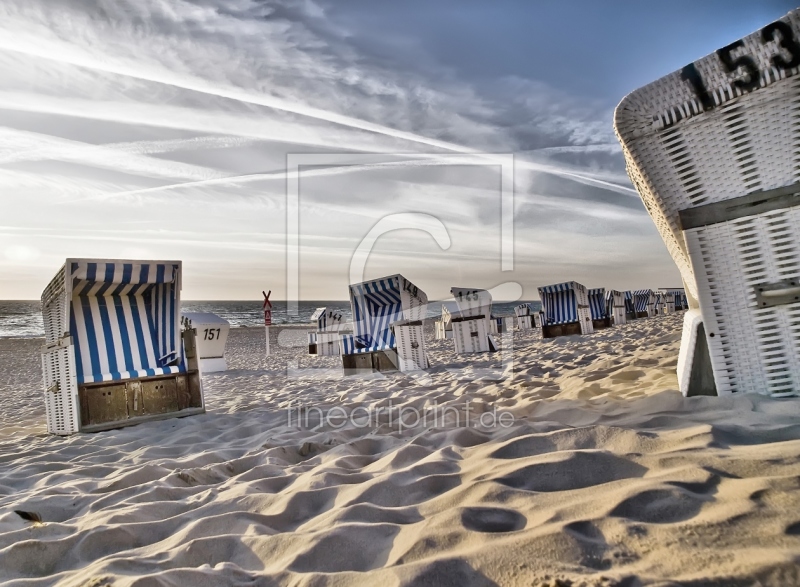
left=69, top=261, right=184, bottom=384
left=347, top=277, right=403, bottom=353
left=538, top=282, right=579, bottom=325
left=632, top=289, right=653, bottom=313
left=588, top=288, right=607, bottom=320
left=624, top=291, right=635, bottom=314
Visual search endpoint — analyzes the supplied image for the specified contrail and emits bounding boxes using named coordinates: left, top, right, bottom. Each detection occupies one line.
left=67, top=154, right=636, bottom=204
left=0, top=38, right=636, bottom=196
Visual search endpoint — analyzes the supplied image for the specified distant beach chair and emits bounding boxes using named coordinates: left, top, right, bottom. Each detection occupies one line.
left=514, top=303, right=541, bottom=330
left=615, top=9, right=800, bottom=396
left=588, top=288, right=612, bottom=329
left=40, top=259, right=204, bottom=435
left=538, top=281, right=593, bottom=338
left=434, top=301, right=458, bottom=340
left=606, top=290, right=627, bottom=326
left=308, top=307, right=344, bottom=356
left=655, top=289, right=677, bottom=314
left=631, top=289, right=656, bottom=319
left=341, top=275, right=428, bottom=373
left=449, top=287, right=498, bottom=353
left=181, top=312, right=230, bottom=372
left=661, top=288, right=687, bottom=311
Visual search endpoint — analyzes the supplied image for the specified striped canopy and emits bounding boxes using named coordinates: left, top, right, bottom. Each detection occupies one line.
left=588, top=288, right=607, bottom=320
left=632, top=289, right=654, bottom=313
left=538, top=282, right=579, bottom=325
left=68, top=260, right=184, bottom=384
left=346, top=275, right=426, bottom=354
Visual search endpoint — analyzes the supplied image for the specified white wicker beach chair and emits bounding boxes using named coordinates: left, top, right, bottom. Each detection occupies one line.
left=340, top=275, right=429, bottom=373
left=181, top=312, right=230, bottom=372
left=308, top=307, right=344, bottom=356
left=538, top=282, right=594, bottom=338
left=514, top=303, right=541, bottom=330
left=40, top=259, right=204, bottom=435
left=449, top=287, right=498, bottom=353
left=615, top=8, right=800, bottom=396
left=605, top=290, right=627, bottom=326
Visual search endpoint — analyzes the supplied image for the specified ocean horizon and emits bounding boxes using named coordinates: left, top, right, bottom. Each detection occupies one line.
left=0, top=299, right=541, bottom=338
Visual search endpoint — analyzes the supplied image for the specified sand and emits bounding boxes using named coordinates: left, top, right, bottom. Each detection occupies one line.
left=0, top=314, right=799, bottom=586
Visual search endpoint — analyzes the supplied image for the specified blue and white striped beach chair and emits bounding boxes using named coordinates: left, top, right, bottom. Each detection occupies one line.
left=588, top=288, right=612, bottom=329
left=341, top=275, right=429, bottom=373
left=660, top=288, right=686, bottom=311
left=538, top=281, right=594, bottom=338
left=40, top=259, right=204, bottom=435
left=450, top=287, right=498, bottom=353
left=606, top=290, right=627, bottom=326
left=308, top=307, right=344, bottom=356
left=631, top=289, right=656, bottom=318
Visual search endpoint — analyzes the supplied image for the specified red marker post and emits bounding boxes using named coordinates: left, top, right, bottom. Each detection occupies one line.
left=263, top=290, right=272, bottom=357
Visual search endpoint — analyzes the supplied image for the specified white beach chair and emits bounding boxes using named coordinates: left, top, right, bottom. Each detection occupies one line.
left=538, top=282, right=594, bottom=338
left=340, top=275, right=428, bottom=373
left=615, top=8, right=800, bottom=396
left=449, top=287, right=498, bottom=353
left=655, top=290, right=677, bottom=314
left=40, top=259, right=204, bottom=435
left=435, top=301, right=458, bottom=340
left=181, top=312, right=230, bottom=373
left=588, top=288, right=613, bottom=329
left=308, top=307, right=344, bottom=356
left=514, top=303, right=541, bottom=330
left=606, top=290, right=627, bottom=326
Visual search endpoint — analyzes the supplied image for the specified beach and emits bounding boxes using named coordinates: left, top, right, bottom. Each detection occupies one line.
left=1, top=314, right=799, bottom=586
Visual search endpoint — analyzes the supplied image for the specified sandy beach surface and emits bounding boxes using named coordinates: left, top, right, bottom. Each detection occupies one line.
left=1, top=314, right=799, bottom=586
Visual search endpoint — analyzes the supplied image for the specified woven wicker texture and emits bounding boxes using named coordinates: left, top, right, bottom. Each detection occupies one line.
left=614, top=9, right=800, bottom=301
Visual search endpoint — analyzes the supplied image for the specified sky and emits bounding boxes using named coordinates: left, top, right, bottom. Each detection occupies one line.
left=0, top=0, right=796, bottom=301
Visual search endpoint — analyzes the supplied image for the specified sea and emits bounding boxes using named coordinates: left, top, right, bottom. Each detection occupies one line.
left=0, top=300, right=540, bottom=338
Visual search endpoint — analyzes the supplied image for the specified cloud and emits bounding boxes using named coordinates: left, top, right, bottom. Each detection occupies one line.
left=0, top=0, right=674, bottom=299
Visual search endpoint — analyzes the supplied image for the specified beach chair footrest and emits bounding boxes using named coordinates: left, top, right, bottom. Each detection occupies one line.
left=542, top=322, right=584, bottom=339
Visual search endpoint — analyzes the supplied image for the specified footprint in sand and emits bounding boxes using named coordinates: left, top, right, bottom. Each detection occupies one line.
left=610, top=487, right=710, bottom=524
left=460, top=507, right=526, bottom=533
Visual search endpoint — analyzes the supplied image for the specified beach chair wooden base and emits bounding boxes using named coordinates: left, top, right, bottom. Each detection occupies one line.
left=635, top=311, right=649, bottom=319
left=542, top=322, right=583, bottom=339
left=78, top=370, right=204, bottom=433
left=342, top=349, right=400, bottom=375
left=592, top=317, right=612, bottom=330
left=308, top=343, right=318, bottom=355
